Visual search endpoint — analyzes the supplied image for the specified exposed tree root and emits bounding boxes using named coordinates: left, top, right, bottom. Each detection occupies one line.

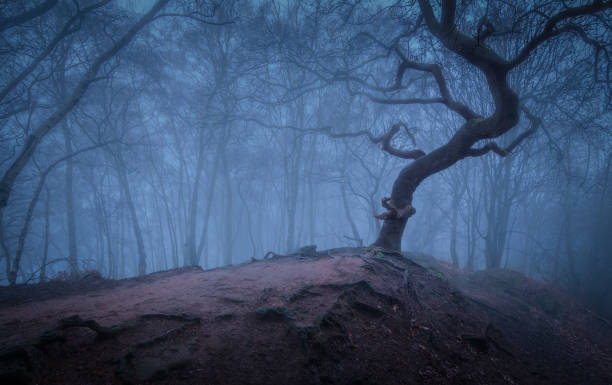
left=403, top=268, right=422, bottom=306
left=116, top=315, right=201, bottom=384
left=255, top=306, right=293, bottom=322
left=139, top=313, right=201, bottom=324
left=255, top=278, right=404, bottom=368
left=263, top=251, right=284, bottom=259
left=0, top=312, right=202, bottom=385
left=350, top=300, right=387, bottom=317
left=55, top=314, right=131, bottom=339
left=286, top=280, right=400, bottom=306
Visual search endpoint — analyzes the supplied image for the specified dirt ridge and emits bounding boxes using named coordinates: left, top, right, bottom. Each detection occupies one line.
left=0, top=249, right=610, bottom=384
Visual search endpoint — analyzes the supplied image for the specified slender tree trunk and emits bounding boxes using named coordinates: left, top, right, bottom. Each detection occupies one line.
left=119, top=205, right=126, bottom=278
left=153, top=194, right=168, bottom=270
left=286, top=127, right=304, bottom=251
left=115, top=154, right=147, bottom=276
left=61, top=120, right=78, bottom=275
left=465, top=200, right=478, bottom=272
left=449, top=186, right=465, bottom=267
left=222, top=148, right=233, bottom=266
left=165, top=199, right=179, bottom=269
left=93, top=185, right=114, bottom=278
left=484, top=158, right=513, bottom=269
left=56, top=44, right=79, bottom=276
left=155, top=179, right=178, bottom=268
left=238, top=183, right=257, bottom=259
left=197, top=130, right=224, bottom=269
left=0, top=210, right=11, bottom=281
left=307, top=141, right=316, bottom=245
left=40, top=188, right=50, bottom=282
left=340, top=155, right=362, bottom=246
left=185, top=130, right=206, bottom=266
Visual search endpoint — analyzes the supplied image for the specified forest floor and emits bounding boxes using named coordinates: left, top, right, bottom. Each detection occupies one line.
left=0, top=248, right=611, bottom=385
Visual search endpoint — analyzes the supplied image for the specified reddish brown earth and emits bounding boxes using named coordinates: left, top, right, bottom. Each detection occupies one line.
left=0, top=248, right=611, bottom=385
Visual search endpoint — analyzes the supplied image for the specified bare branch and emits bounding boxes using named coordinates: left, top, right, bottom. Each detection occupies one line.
left=311, top=27, right=480, bottom=121
left=0, top=0, right=58, bottom=32
left=508, top=1, right=612, bottom=69
left=363, top=93, right=446, bottom=106
left=0, top=0, right=111, bottom=104
left=152, top=12, right=235, bottom=25
left=372, top=122, right=426, bottom=160
left=0, top=0, right=170, bottom=209
left=352, top=57, right=480, bottom=121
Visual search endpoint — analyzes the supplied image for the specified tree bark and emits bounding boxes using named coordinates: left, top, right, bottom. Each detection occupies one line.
left=373, top=0, right=521, bottom=251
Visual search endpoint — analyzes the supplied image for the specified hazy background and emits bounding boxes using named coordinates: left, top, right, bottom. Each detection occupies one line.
left=1, top=0, right=610, bottom=316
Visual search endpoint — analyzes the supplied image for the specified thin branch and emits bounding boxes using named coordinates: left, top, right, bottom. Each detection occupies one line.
left=507, top=1, right=612, bottom=69
left=353, top=44, right=480, bottom=121
left=0, top=0, right=170, bottom=209
left=152, top=12, right=234, bottom=25
left=0, top=0, right=58, bottom=32
left=0, top=0, right=111, bottom=104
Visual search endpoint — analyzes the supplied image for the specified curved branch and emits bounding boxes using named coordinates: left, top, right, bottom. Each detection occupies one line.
left=467, top=107, right=542, bottom=158
left=326, top=28, right=480, bottom=121
left=0, top=0, right=58, bottom=32
left=353, top=58, right=480, bottom=121
left=372, top=122, right=425, bottom=160
left=152, top=12, right=235, bottom=25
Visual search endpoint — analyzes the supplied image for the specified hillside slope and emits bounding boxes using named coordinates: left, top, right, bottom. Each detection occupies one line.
left=0, top=248, right=610, bottom=384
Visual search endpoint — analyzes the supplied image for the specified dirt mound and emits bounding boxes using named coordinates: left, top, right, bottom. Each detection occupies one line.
left=0, top=249, right=610, bottom=384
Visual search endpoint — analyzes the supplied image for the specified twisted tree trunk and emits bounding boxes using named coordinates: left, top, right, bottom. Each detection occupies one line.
left=370, top=0, right=583, bottom=251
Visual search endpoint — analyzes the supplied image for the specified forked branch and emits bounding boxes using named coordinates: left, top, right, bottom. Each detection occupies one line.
left=467, top=108, right=542, bottom=158
left=371, top=122, right=426, bottom=160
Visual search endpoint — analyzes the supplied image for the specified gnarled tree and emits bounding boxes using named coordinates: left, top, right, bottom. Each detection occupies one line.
left=363, top=0, right=610, bottom=251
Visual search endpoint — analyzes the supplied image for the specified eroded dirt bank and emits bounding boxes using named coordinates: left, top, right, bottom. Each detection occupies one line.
left=1, top=248, right=611, bottom=384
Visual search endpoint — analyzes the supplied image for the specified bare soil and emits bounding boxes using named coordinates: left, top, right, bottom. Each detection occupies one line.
left=0, top=248, right=610, bottom=384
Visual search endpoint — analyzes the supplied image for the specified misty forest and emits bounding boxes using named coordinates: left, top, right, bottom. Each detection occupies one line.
left=0, top=1, right=611, bottom=384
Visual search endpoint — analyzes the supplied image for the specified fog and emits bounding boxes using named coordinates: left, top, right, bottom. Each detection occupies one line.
left=1, top=0, right=610, bottom=318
